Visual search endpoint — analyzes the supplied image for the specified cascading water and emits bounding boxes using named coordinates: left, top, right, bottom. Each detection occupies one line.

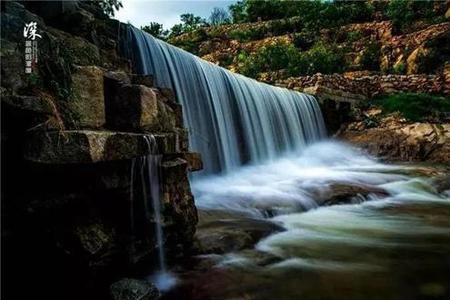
left=122, top=26, right=326, bottom=174
left=121, top=25, right=450, bottom=299
left=129, top=135, right=176, bottom=291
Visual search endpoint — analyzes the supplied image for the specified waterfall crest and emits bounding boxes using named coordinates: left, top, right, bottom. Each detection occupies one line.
left=123, top=26, right=326, bottom=174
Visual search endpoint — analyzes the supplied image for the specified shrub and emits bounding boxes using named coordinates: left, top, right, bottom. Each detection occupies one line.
left=293, top=31, right=317, bottom=51
left=386, top=0, right=436, bottom=33
left=346, top=30, right=364, bottom=43
left=298, top=41, right=345, bottom=75
left=375, top=93, right=450, bottom=122
left=360, top=42, right=381, bottom=71
left=392, top=62, right=406, bottom=74
left=236, top=41, right=345, bottom=78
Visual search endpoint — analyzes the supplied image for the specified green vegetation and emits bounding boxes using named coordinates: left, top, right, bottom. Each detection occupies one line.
left=236, top=41, right=345, bottom=78
left=141, top=22, right=169, bottom=40
left=386, top=0, right=437, bottom=33
left=228, top=0, right=374, bottom=29
left=375, top=93, right=450, bottom=122
left=94, top=0, right=123, bottom=17
left=360, top=42, right=381, bottom=71
left=209, top=7, right=231, bottom=26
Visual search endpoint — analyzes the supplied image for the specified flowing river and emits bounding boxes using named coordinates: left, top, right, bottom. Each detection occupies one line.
left=121, top=26, right=450, bottom=300
left=167, top=142, right=450, bottom=300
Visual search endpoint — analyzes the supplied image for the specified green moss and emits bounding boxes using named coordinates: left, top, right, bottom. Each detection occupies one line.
left=375, top=93, right=450, bottom=122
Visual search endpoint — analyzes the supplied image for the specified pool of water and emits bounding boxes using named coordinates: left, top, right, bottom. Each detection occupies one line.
left=164, top=142, right=450, bottom=300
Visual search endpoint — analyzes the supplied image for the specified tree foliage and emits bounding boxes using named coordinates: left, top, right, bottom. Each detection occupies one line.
left=236, top=41, right=345, bottom=78
left=386, top=0, right=436, bottom=33
left=209, top=7, right=231, bottom=26
left=141, top=22, right=169, bottom=40
left=97, top=0, right=123, bottom=16
left=169, top=13, right=208, bottom=37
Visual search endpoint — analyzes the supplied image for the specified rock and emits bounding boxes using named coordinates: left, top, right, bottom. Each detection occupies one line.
left=339, top=118, right=450, bottom=165
left=69, top=66, right=105, bottom=128
left=164, top=152, right=203, bottom=172
left=315, top=182, right=389, bottom=206
left=194, top=214, right=282, bottom=254
left=131, top=74, right=154, bottom=87
left=104, top=71, right=131, bottom=128
left=1, top=95, right=54, bottom=115
left=110, top=278, right=160, bottom=300
left=74, top=222, right=114, bottom=256
left=107, top=84, right=177, bottom=132
left=24, top=130, right=158, bottom=164
left=161, top=158, right=198, bottom=248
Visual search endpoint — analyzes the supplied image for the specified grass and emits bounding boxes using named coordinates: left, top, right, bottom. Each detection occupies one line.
left=375, top=93, right=450, bottom=122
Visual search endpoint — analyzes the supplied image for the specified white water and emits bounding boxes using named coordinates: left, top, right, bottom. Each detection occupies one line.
left=193, top=141, right=450, bottom=277
left=121, top=26, right=450, bottom=298
left=123, top=27, right=326, bottom=174
left=132, top=136, right=177, bottom=292
left=193, top=141, right=411, bottom=217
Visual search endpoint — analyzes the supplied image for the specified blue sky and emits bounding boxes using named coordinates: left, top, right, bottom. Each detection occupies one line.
left=115, top=0, right=236, bottom=30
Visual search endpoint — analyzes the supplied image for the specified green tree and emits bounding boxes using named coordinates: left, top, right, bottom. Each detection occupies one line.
left=169, top=13, right=208, bottom=37
left=141, top=22, right=169, bottom=40
left=97, top=0, right=123, bottom=16
left=229, top=1, right=247, bottom=23
left=209, top=7, right=231, bottom=26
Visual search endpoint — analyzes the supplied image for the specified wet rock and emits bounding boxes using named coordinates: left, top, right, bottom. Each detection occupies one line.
left=24, top=130, right=156, bottom=164
left=164, top=152, right=203, bottom=172
left=315, top=182, right=389, bottom=206
left=161, top=159, right=198, bottom=249
left=110, top=278, right=160, bottom=300
left=131, top=74, right=154, bottom=88
left=69, top=65, right=105, bottom=128
left=194, top=213, right=282, bottom=254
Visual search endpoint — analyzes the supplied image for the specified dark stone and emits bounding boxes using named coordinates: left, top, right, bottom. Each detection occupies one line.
left=315, top=182, right=389, bottom=206
left=110, top=278, right=160, bottom=300
left=2, top=95, right=54, bottom=115
left=24, top=130, right=156, bottom=164
left=107, top=84, right=177, bottom=132
left=131, top=74, right=154, bottom=88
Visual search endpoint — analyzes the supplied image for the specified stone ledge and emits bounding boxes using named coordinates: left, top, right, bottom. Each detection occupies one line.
left=24, top=130, right=177, bottom=164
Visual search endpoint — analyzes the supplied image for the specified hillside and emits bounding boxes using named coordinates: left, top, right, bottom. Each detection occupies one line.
left=168, top=1, right=450, bottom=163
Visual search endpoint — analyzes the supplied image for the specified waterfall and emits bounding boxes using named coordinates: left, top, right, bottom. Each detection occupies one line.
left=121, top=26, right=327, bottom=174
left=129, top=135, right=176, bottom=291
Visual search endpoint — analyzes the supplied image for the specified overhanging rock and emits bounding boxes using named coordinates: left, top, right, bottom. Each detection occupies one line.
left=24, top=130, right=177, bottom=164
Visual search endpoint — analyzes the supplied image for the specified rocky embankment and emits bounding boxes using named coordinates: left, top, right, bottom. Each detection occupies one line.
left=1, top=2, right=201, bottom=300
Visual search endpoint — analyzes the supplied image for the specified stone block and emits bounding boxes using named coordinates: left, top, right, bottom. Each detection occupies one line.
left=24, top=130, right=160, bottom=164
left=131, top=74, right=154, bottom=87
left=70, top=66, right=105, bottom=128
left=107, top=84, right=176, bottom=132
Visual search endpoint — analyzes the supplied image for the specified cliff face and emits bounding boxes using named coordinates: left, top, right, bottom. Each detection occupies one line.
left=1, top=2, right=201, bottom=299
left=168, top=2, right=450, bottom=164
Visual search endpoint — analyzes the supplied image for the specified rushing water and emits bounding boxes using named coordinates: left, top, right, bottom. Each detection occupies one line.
left=122, top=26, right=450, bottom=299
left=122, top=27, right=326, bottom=174
left=130, top=136, right=177, bottom=291
left=166, top=142, right=450, bottom=300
